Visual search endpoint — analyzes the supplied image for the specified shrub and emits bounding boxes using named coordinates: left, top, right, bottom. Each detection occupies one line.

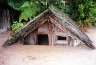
left=11, top=21, right=24, bottom=33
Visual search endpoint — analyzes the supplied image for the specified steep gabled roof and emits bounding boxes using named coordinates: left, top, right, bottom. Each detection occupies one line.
left=3, top=6, right=95, bottom=49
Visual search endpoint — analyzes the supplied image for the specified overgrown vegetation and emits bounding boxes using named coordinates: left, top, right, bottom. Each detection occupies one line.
left=11, top=21, right=24, bottom=33
left=69, top=0, right=96, bottom=28
left=7, top=0, right=96, bottom=32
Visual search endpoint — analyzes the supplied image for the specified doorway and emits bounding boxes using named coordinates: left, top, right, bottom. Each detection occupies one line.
left=37, top=34, right=49, bottom=45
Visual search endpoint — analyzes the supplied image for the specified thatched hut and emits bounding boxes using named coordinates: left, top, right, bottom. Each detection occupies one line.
left=3, top=6, right=95, bottom=49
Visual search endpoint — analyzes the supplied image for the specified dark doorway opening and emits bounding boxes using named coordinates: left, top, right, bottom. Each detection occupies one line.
left=37, top=34, right=49, bottom=45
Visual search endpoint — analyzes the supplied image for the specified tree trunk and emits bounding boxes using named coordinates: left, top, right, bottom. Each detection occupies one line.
left=0, top=8, right=10, bottom=33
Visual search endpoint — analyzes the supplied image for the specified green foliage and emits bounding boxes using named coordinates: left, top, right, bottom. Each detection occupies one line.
left=68, top=0, right=96, bottom=27
left=11, top=21, right=24, bottom=33
left=7, top=0, right=30, bottom=10
left=8, top=0, right=49, bottom=33
left=7, top=0, right=96, bottom=30
left=7, top=0, right=66, bottom=21
left=19, top=1, right=41, bottom=22
left=8, top=0, right=48, bottom=22
left=53, top=0, right=66, bottom=11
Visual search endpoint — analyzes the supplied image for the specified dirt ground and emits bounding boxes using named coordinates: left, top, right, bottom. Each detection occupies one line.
left=0, top=28, right=96, bottom=65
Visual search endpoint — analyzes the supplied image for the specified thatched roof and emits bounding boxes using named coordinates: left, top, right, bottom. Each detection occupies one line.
left=3, top=6, right=95, bottom=49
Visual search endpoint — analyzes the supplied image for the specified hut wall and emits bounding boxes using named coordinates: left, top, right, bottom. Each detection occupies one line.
left=38, top=22, right=49, bottom=34
left=52, top=23, right=71, bottom=46
left=24, top=31, right=37, bottom=45
left=24, top=20, right=73, bottom=46
left=24, top=22, right=49, bottom=45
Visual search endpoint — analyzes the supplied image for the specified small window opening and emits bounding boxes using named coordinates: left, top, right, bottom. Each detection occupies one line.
left=58, top=36, right=67, bottom=40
